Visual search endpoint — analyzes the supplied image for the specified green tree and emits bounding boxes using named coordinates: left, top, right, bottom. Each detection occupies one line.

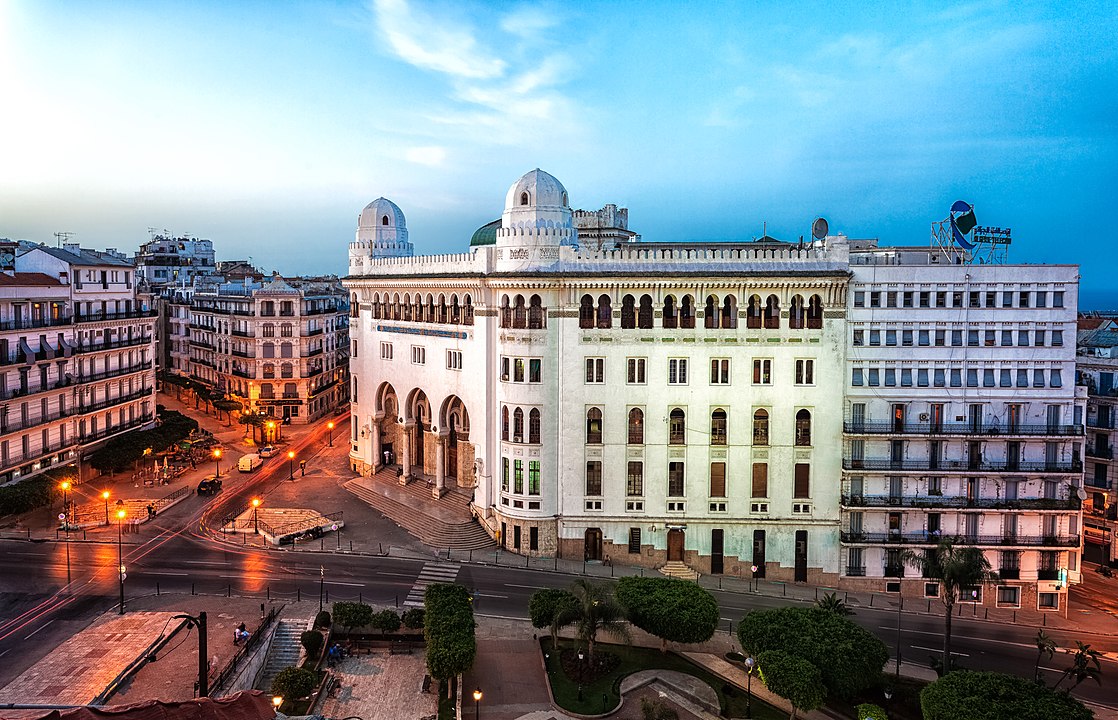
left=402, top=607, right=425, bottom=629
left=239, top=411, right=266, bottom=443
left=424, top=583, right=477, bottom=702
left=856, top=703, right=887, bottom=720
left=738, top=607, right=887, bottom=701
left=1055, top=641, right=1102, bottom=690
left=552, top=578, right=630, bottom=662
left=615, top=576, right=719, bottom=651
left=300, top=630, right=324, bottom=658
left=902, top=538, right=1001, bottom=675
left=1033, top=629, right=1056, bottom=684
left=757, top=650, right=825, bottom=720
left=920, top=670, right=1092, bottom=720
left=213, top=399, right=242, bottom=425
left=528, top=588, right=578, bottom=649
left=815, top=591, right=854, bottom=616
left=371, top=609, right=402, bottom=635
left=332, top=601, right=374, bottom=635
left=270, top=666, right=318, bottom=700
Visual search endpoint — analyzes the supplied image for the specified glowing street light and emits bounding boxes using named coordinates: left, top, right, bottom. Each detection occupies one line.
left=472, top=687, right=482, bottom=719
left=266, top=420, right=276, bottom=442
left=287, top=450, right=295, bottom=480
left=59, top=480, right=72, bottom=590
left=101, top=490, right=111, bottom=526
left=213, top=448, right=222, bottom=477
left=116, top=500, right=127, bottom=615
left=326, top=421, right=335, bottom=447
left=252, top=497, right=261, bottom=534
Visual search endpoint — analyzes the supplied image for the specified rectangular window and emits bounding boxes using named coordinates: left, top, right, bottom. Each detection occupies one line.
left=446, top=350, right=463, bottom=370
left=710, top=462, right=726, bottom=498
left=1038, top=593, right=1058, bottom=609
left=1053, top=291, right=1064, bottom=307
left=919, top=291, right=930, bottom=308
left=1051, top=369, right=1063, bottom=388
left=794, top=463, right=810, bottom=499
left=852, top=368, right=863, bottom=386
left=514, top=358, right=525, bottom=382
left=868, top=368, right=879, bottom=386
left=529, top=358, right=541, bottom=383
left=1019, top=291, right=1030, bottom=308
left=886, top=330, right=897, bottom=346
left=352, top=339, right=358, bottom=356
left=380, top=342, right=393, bottom=360
left=966, top=369, right=978, bottom=387
left=795, top=359, right=814, bottom=385
left=968, top=330, right=979, bottom=346
left=411, top=345, right=426, bottom=365
left=952, top=291, right=963, bottom=307
left=628, top=528, right=642, bottom=554
left=886, top=291, right=897, bottom=307
left=502, top=457, right=509, bottom=492
left=667, top=462, right=685, bottom=497
left=585, top=461, right=602, bottom=496
left=903, top=291, right=913, bottom=307
left=983, top=369, right=995, bottom=387
left=753, top=359, right=772, bottom=384
left=627, top=461, right=643, bottom=496
left=530, top=526, right=539, bottom=551
left=751, top=462, right=768, bottom=498
left=514, top=459, right=523, bottom=494
left=1036, top=291, right=1047, bottom=308
left=935, top=329, right=946, bottom=346
left=501, top=356, right=510, bottom=381
left=936, top=291, right=947, bottom=308
left=585, top=357, right=604, bottom=383
left=710, top=358, right=731, bottom=384
left=870, top=291, right=881, bottom=307
left=1034, top=369, right=1046, bottom=388
left=901, top=368, right=913, bottom=387
left=918, top=330, right=930, bottom=346
left=853, top=330, right=864, bottom=346
left=997, top=586, right=1020, bottom=607
left=969, top=291, right=980, bottom=308
left=1003, top=291, right=1013, bottom=308
left=627, top=357, right=646, bottom=384
left=1002, top=330, right=1013, bottom=346
left=885, top=368, right=896, bottom=386
left=869, top=330, right=880, bottom=346
left=951, top=330, right=963, bottom=346
left=528, top=461, right=540, bottom=495
left=1017, top=369, right=1029, bottom=387
left=668, top=358, right=688, bottom=385
left=1000, top=369, right=1012, bottom=387
left=854, top=291, right=865, bottom=307
left=902, top=330, right=913, bottom=346
left=1052, top=330, right=1063, bottom=347
left=1035, top=330, right=1046, bottom=347
left=917, top=369, right=929, bottom=387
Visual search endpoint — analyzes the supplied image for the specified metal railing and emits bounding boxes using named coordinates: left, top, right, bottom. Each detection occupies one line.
left=841, top=531, right=1080, bottom=547
left=209, top=604, right=284, bottom=696
left=1087, top=445, right=1114, bottom=460
left=839, top=494, right=1079, bottom=510
left=75, top=309, right=157, bottom=323
left=844, top=421, right=1084, bottom=437
left=153, top=484, right=191, bottom=513
left=76, top=361, right=153, bottom=383
left=843, top=458, right=1081, bottom=473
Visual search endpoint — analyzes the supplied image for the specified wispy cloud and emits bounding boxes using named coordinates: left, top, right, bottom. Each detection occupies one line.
left=373, top=0, right=505, bottom=79
left=405, top=145, right=447, bottom=166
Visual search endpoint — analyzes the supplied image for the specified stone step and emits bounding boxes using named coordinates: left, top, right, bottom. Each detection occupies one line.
left=345, top=479, right=496, bottom=551
left=659, top=561, right=700, bottom=581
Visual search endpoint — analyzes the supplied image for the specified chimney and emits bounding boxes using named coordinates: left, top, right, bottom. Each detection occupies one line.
left=63, top=243, right=81, bottom=255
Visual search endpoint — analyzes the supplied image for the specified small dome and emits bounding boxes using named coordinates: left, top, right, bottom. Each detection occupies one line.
left=359, top=198, right=406, bottom=230
left=504, top=169, right=569, bottom=213
left=470, top=219, right=501, bottom=247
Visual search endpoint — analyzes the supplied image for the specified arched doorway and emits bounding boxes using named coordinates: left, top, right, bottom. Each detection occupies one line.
left=406, top=388, right=430, bottom=477
left=584, top=528, right=603, bottom=561
left=440, top=395, right=470, bottom=483
left=414, top=404, right=426, bottom=471
left=667, top=529, right=685, bottom=562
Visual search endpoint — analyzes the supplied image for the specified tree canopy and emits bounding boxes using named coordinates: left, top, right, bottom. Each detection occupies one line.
left=331, top=601, right=374, bottom=634
left=616, top=576, right=720, bottom=650
left=738, top=607, right=887, bottom=700
left=757, top=650, right=826, bottom=719
left=552, top=578, right=629, bottom=661
left=528, top=587, right=578, bottom=647
left=424, top=583, right=477, bottom=689
left=920, top=670, right=1093, bottom=720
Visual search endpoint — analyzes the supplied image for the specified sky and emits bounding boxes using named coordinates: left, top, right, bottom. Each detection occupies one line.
left=1, top=1, right=1116, bottom=306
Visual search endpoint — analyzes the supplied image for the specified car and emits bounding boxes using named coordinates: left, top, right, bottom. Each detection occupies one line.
left=259, top=445, right=277, bottom=458
left=197, top=477, right=223, bottom=496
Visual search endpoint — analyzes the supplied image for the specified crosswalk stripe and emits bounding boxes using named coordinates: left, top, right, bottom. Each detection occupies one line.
left=403, top=562, right=461, bottom=607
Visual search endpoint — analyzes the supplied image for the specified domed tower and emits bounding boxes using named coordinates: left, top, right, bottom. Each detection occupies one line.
left=497, top=169, right=576, bottom=248
left=349, top=197, right=413, bottom=275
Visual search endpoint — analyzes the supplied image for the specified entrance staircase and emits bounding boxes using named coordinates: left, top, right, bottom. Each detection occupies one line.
left=659, top=561, right=700, bottom=581
left=344, top=467, right=496, bottom=551
left=255, top=619, right=307, bottom=692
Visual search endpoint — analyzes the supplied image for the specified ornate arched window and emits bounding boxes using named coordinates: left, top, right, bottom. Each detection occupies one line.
left=662, top=295, right=678, bottom=329
left=500, top=295, right=512, bottom=328
left=520, top=191, right=530, bottom=206
left=789, top=295, right=805, bottom=329
left=513, top=407, right=524, bottom=442
left=795, top=409, right=812, bottom=446
left=502, top=406, right=509, bottom=441
left=463, top=295, right=474, bottom=325
left=753, top=409, right=769, bottom=446
left=350, top=294, right=359, bottom=318
left=579, top=295, right=595, bottom=329
left=596, top=295, right=612, bottom=329
left=528, top=294, right=545, bottom=329
left=621, top=295, right=636, bottom=329
left=747, top=295, right=762, bottom=329
left=711, top=409, right=727, bottom=445
left=669, top=408, right=686, bottom=445
left=721, top=295, right=737, bottom=329
left=704, top=295, right=718, bottom=329
left=807, top=294, right=824, bottom=329
left=513, top=295, right=527, bottom=329
left=638, top=295, right=654, bottom=329
left=586, top=408, right=603, bottom=444
left=381, top=215, right=389, bottom=226
left=529, top=408, right=541, bottom=444
left=628, top=407, right=644, bottom=445
left=764, top=294, right=780, bottom=329
left=680, top=295, right=695, bottom=329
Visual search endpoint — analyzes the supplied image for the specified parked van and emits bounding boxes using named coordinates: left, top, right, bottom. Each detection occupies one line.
left=238, top=454, right=263, bottom=472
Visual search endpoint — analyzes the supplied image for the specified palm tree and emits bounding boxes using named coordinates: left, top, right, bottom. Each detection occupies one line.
left=553, top=579, right=630, bottom=661
left=815, top=591, right=854, bottom=616
left=1055, top=641, right=1102, bottom=690
left=902, top=537, right=1001, bottom=675
left=1034, top=629, right=1056, bottom=684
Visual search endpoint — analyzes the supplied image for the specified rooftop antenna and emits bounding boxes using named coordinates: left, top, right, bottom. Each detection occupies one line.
left=147, top=227, right=159, bottom=240
left=54, top=232, right=74, bottom=248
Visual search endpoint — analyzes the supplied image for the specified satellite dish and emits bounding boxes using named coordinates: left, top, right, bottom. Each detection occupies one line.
left=1077, top=488, right=1087, bottom=501
left=811, top=217, right=829, bottom=240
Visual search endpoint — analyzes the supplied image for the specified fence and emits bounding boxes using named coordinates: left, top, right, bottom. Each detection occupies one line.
left=210, top=603, right=285, bottom=696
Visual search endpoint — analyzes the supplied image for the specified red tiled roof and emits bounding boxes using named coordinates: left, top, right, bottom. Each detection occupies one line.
left=0, top=272, right=63, bottom=287
left=0, top=690, right=275, bottom=720
left=1078, top=316, right=1109, bottom=331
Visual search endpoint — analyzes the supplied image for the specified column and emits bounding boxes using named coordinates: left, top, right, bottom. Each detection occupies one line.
left=433, top=435, right=446, bottom=498
left=371, top=413, right=383, bottom=472
left=399, top=423, right=412, bottom=484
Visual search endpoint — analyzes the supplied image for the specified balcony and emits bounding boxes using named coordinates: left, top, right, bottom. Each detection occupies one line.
left=1085, top=478, right=1112, bottom=490
left=883, top=565, right=906, bottom=578
left=1037, top=569, right=1060, bottom=581
left=279, top=310, right=296, bottom=317
left=840, top=494, right=1080, bottom=511
left=841, top=532, right=1080, bottom=547
left=75, top=387, right=154, bottom=415
left=79, top=413, right=155, bottom=444
left=1087, top=445, right=1114, bottom=460
left=231, top=328, right=253, bottom=337
left=192, top=357, right=215, bottom=369
left=1088, top=418, right=1117, bottom=430
left=843, top=458, right=1081, bottom=474
left=302, top=327, right=324, bottom=337
left=75, top=361, right=153, bottom=383
left=231, top=367, right=254, bottom=379
left=231, top=349, right=254, bottom=358
left=845, top=565, right=866, bottom=577
left=189, top=338, right=215, bottom=350
left=844, top=421, right=1084, bottom=437
left=75, top=336, right=152, bottom=354
left=75, top=309, right=157, bottom=324
left=0, top=315, right=73, bottom=331
left=301, top=347, right=324, bottom=358
left=998, top=568, right=1020, bottom=580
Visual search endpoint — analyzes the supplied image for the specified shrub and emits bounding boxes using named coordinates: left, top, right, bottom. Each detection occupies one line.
left=402, top=607, right=425, bottom=629
left=757, top=650, right=826, bottom=716
left=616, top=576, right=720, bottom=650
left=921, top=670, right=1093, bottom=720
left=857, top=702, right=888, bottom=720
left=0, top=475, right=55, bottom=516
left=314, top=610, right=331, bottom=629
left=270, top=666, right=318, bottom=700
left=300, top=630, right=324, bottom=658
left=332, top=601, right=374, bottom=634
left=371, top=609, right=402, bottom=634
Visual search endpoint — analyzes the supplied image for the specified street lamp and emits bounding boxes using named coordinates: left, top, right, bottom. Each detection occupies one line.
left=327, top=421, right=334, bottom=447
left=472, top=687, right=482, bottom=720
left=213, top=448, right=222, bottom=477
left=577, top=649, right=585, bottom=702
left=744, top=655, right=756, bottom=719
left=59, top=480, right=72, bottom=590
left=287, top=450, right=295, bottom=480
left=266, top=420, right=275, bottom=443
left=116, top=500, right=127, bottom=615
left=252, top=498, right=261, bottom=534
left=272, top=696, right=283, bottom=712
left=101, top=490, right=110, bottom=526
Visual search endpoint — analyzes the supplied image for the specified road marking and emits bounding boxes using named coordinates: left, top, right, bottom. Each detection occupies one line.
left=476, top=593, right=507, bottom=599
left=910, top=645, right=968, bottom=657
left=145, top=571, right=189, bottom=576
left=324, top=581, right=365, bottom=587
left=404, top=562, right=460, bottom=607
left=504, top=583, right=548, bottom=590
left=184, top=560, right=230, bottom=565
left=24, top=619, right=54, bottom=640
left=0, top=649, right=10, bottom=658
left=377, top=571, right=417, bottom=578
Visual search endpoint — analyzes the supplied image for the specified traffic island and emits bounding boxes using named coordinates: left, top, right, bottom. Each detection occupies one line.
left=222, top=507, right=344, bottom=546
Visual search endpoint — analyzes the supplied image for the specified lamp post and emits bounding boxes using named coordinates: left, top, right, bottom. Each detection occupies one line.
left=272, top=696, right=283, bottom=712
left=744, top=655, right=755, bottom=719
left=577, top=649, right=584, bottom=702
left=213, top=448, right=222, bottom=478
left=116, top=500, right=126, bottom=615
left=59, top=480, right=72, bottom=590
left=266, top=420, right=275, bottom=443
left=252, top=497, right=261, bottom=535
left=288, top=450, right=295, bottom=480
left=327, top=421, right=334, bottom=447
left=101, top=490, right=110, bottom=526
left=472, top=687, right=482, bottom=719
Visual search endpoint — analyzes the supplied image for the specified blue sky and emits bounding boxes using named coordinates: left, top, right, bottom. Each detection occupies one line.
left=1, top=1, right=1116, bottom=305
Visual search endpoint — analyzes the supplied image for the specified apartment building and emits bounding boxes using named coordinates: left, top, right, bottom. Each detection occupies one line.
left=1075, top=318, right=1118, bottom=564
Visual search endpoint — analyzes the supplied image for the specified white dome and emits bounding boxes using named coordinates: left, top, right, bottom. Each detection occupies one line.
left=359, top=197, right=406, bottom=230
left=504, top=169, right=569, bottom=213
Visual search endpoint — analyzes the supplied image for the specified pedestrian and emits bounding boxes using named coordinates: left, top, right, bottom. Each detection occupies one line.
left=383, top=450, right=391, bottom=466
left=146, top=504, right=155, bottom=519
